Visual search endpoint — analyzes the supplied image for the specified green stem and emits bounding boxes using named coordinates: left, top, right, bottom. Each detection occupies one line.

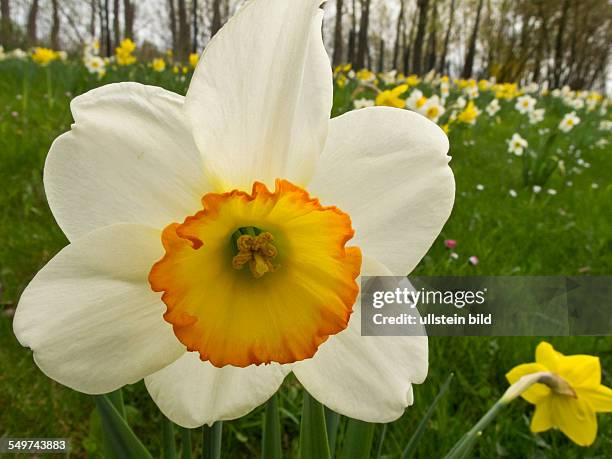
left=299, top=392, right=331, bottom=459
left=162, top=417, right=176, bottom=459
left=202, top=422, right=222, bottom=459
left=46, top=66, right=53, bottom=109
left=262, top=394, right=282, bottom=459
left=324, top=407, right=340, bottom=455
left=106, top=388, right=126, bottom=418
left=180, top=428, right=192, bottom=459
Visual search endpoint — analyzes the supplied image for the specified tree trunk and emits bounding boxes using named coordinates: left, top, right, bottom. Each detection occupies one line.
left=438, top=0, right=455, bottom=74
left=51, top=0, right=60, bottom=49
left=123, top=0, right=134, bottom=39
left=553, top=0, right=570, bottom=88
left=211, top=0, right=222, bottom=39
left=168, top=0, right=177, bottom=54
left=332, top=0, right=344, bottom=66
left=112, top=0, right=120, bottom=47
left=462, top=0, right=484, bottom=78
left=411, top=0, right=429, bottom=75
left=347, top=0, right=357, bottom=65
left=103, top=0, right=111, bottom=55
left=0, top=0, right=11, bottom=48
left=177, top=0, right=189, bottom=60
left=89, top=0, right=96, bottom=38
left=425, top=0, right=438, bottom=72
left=392, top=0, right=404, bottom=70
left=355, top=0, right=371, bottom=69
left=378, top=38, right=386, bottom=72
left=26, top=0, right=39, bottom=47
left=192, top=0, right=198, bottom=52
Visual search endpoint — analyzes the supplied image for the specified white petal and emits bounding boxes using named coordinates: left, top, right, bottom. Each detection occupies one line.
left=13, top=224, right=185, bottom=394
left=310, top=107, right=455, bottom=275
left=45, top=82, right=208, bottom=241
left=293, top=257, right=428, bottom=422
left=145, top=352, right=289, bottom=428
left=185, top=0, right=331, bottom=190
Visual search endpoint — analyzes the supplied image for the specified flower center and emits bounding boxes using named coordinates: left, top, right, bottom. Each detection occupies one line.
left=149, top=179, right=362, bottom=367
left=231, top=228, right=278, bottom=278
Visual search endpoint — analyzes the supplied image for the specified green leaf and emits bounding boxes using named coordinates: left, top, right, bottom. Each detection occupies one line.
left=401, top=372, right=454, bottom=459
left=180, top=428, right=192, bottom=459
left=262, top=394, right=282, bottom=459
left=202, top=422, right=223, bottom=459
left=375, top=424, right=387, bottom=459
left=299, top=392, right=331, bottom=459
left=339, top=419, right=375, bottom=459
left=324, top=407, right=340, bottom=455
left=94, top=394, right=153, bottom=459
left=162, top=416, right=176, bottom=459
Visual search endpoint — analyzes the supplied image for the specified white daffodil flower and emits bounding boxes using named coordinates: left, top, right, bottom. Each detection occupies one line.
left=508, top=133, right=528, bottom=156
left=515, top=95, right=536, bottom=114
left=559, top=111, right=581, bottom=133
left=13, top=0, right=454, bottom=428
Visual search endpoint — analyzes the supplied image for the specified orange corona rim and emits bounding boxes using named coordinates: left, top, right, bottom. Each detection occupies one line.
left=149, top=179, right=362, bottom=368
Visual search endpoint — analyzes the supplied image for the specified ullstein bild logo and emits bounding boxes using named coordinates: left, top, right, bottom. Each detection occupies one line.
left=360, top=276, right=612, bottom=337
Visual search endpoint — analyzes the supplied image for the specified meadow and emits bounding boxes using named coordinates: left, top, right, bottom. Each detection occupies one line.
left=0, top=48, right=611, bottom=458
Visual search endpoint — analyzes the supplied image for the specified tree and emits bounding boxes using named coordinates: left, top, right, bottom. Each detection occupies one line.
left=553, top=0, right=570, bottom=88
left=1, top=0, right=12, bottom=48
left=192, top=0, right=198, bottom=52
left=332, top=0, right=344, bottom=66
left=355, top=0, right=371, bottom=69
left=211, top=0, right=222, bottom=38
left=103, top=0, right=111, bottom=55
left=113, top=0, right=120, bottom=47
left=462, top=0, right=484, bottom=78
left=438, top=0, right=456, bottom=74
left=167, top=0, right=177, bottom=54
left=177, top=0, right=190, bottom=60
left=90, top=0, right=97, bottom=38
left=51, top=0, right=60, bottom=49
left=124, top=0, right=134, bottom=39
left=392, top=0, right=405, bottom=70
left=26, top=0, right=39, bottom=47
left=378, top=37, right=385, bottom=71
left=425, top=0, right=438, bottom=72
left=412, top=0, right=429, bottom=75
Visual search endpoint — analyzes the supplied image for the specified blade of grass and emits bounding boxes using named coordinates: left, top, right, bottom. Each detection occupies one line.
left=202, top=422, right=222, bottom=459
left=299, top=391, right=331, bottom=459
left=162, top=416, right=176, bottom=459
left=262, top=394, right=282, bottom=459
left=339, top=419, right=376, bottom=459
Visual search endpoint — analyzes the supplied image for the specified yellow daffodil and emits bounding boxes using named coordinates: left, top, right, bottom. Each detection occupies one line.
left=375, top=84, right=408, bottom=108
left=152, top=58, right=166, bottom=72
left=507, top=342, right=612, bottom=446
left=189, top=53, right=199, bottom=68
left=457, top=101, right=480, bottom=124
left=115, top=38, right=137, bottom=66
left=335, top=73, right=347, bottom=88
left=356, top=69, right=375, bottom=82
left=32, top=47, right=59, bottom=66
left=405, top=74, right=421, bottom=87
left=14, top=0, right=454, bottom=428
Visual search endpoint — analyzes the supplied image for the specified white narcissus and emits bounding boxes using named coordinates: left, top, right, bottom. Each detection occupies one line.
left=13, top=0, right=455, bottom=428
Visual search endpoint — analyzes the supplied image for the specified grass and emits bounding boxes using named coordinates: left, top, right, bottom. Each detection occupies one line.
left=0, top=59, right=611, bottom=458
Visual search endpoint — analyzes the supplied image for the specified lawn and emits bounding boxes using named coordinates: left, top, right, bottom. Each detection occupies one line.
left=1, top=58, right=611, bottom=457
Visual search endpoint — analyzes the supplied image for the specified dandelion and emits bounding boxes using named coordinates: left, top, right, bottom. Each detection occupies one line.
left=376, top=84, right=408, bottom=108
left=32, top=47, right=59, bottom=66
left=13, top=0, right=454, bottom=428
left=152, top=58, right=166, bottom=72
left=468, top=256, right=479, bottom=266
left=507, top=133, right=528, bottom=156
left=559, top=112, right=580, bottom=133
left=515, top=95, right=536, bottom=114
left=457, top=101, right=480, bottom=125
left=506, top=342, right=612, bottom=446
left=353, top=98, right=375, bottom=110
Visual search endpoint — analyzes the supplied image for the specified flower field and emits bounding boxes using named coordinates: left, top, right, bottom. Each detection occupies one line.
left=1, top=45, right=611, bottom=458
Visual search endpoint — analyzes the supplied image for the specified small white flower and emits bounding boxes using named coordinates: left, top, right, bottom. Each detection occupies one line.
left=450, top=252, right=459, bottom=260
left=509, top=189, right=517, bottom=198
left=406, top=89, right=426, bottom=111
left=455, top=96, right=467, bottom=109
left=533, top=185, right=542, bottom=193
left=592, top=183, right=599, bottom=189
left=485, top=99, right=500, bottom=117
left=476, top=184, right=484, bottom=191
left=599, top=120, right=612, bottom=131
left=515, top=95, right=536, bottom=114
left=353, top=98, right=375, bottom=110
left=528, top=108, right=545, bottom=124
left=547, top=189, right=557, bottom=195
left=508, top=133, right=528, bottom=156
left=559, top=112, right=580, bottom=133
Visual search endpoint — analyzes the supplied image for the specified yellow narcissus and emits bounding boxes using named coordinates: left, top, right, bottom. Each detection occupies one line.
left=506, top=342, right=612, bottom=446
left=14, top=0, right=454, bottom=427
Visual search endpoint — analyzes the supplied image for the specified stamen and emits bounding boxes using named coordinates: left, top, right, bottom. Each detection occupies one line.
left=231, top=228, right=279, bottom=278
